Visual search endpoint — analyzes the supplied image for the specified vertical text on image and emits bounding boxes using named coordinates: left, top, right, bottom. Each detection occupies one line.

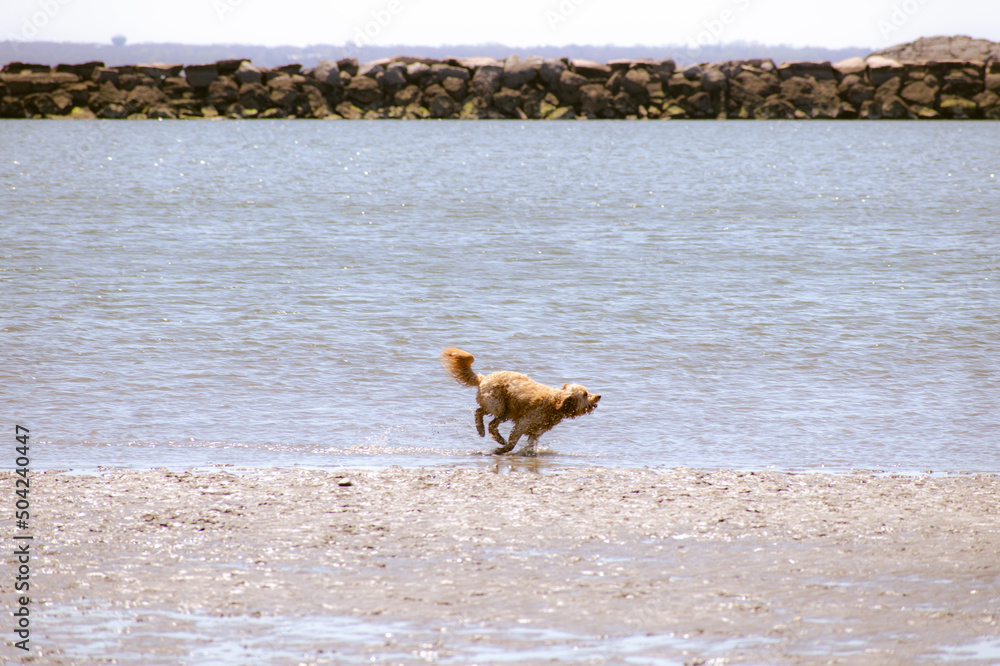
left=12, top=425, right=32, bottom=652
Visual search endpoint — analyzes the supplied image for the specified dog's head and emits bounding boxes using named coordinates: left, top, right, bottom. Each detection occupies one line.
left=557, top=384, right=600, bottom=418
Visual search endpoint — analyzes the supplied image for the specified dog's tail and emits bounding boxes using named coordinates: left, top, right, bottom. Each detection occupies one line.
left=441, top=346, right=481, bottom=387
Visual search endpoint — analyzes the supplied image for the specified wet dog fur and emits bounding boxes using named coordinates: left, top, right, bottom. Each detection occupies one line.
left=440, top=347, right=600, bottom=455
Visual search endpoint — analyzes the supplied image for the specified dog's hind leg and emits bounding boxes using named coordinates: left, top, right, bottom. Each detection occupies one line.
left=491, top=416, right=519, bottom=454
left=475, top=407, right=486, bottom=437
left=488, top=416, right=507, bottom=447
left=504, top=423, right=526, bottom=454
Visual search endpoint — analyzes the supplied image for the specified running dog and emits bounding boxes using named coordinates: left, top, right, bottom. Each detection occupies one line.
left=441, top=346, right=600, bottom=455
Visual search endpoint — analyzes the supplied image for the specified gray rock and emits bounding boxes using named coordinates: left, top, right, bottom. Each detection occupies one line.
left=777, top=61, right=835, bottom=81
left=900, top=79, right=938, bottom=106
left=433, top=64, right=470, bottom=82
left=492, top=87, right=523, bottom=116
left=569, top=59, right=611, bottom=79
left=555, top=69, right=588, bottom=105
left=833, top=56, right=866, bottom=76
left=470, top=65, right=503, bottom=99
left=579, top=82, right=610, bottom=116
left=872, top=35, right=1000, bottom=63
left=381, top=66, right=407, bottom=93
left=405, top=62, right=435, bottom=86
left=312, top=60, right=340, bottom=87
left=184, top=63, right=218, bottom=88
left=622, top=68, right=651, bottom=103
left=502, top=55, right=542, bottom=89
left=345, top=76, right=381, bottom=106
left=866, top=56, right=903, bottom=87
left=539, top=58, right=567, bottom=86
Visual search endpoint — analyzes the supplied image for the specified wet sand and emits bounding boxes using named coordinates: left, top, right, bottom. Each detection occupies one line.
left=13, top=465, right=1000, bottom=664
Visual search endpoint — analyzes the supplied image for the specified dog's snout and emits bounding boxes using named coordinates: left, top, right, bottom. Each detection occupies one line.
left=593, top=394, right=601, bottom=402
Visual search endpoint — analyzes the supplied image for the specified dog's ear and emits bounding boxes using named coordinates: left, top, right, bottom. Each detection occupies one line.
left=557, top=390, right=580, bottom=414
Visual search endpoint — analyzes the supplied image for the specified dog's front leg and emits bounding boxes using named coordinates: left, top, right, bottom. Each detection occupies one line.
left=492, top=440, right=515, bottom=455
left=475, top=407, right=486, bottom=437
left=497, top=423, right=525, bottom=455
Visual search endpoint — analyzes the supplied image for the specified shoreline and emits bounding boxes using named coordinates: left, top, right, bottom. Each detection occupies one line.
left=10, top=466, right=999, bottom=663
left=2, top=54, right=999, bottom=121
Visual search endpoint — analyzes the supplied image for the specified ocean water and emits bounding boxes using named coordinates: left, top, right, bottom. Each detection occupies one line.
left=3, top=119, right=998, bottom=473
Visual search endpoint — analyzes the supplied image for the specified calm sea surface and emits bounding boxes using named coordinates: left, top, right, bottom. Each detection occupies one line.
left=3, top=119, right=998, bottom=473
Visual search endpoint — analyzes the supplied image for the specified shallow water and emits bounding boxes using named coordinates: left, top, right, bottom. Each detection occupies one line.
left=3, top=119, right=999, bottom=472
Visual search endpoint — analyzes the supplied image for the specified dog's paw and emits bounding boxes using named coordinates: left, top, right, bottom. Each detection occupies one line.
left=492, top=444, right=515, bottom=455
left=476, top=424, right=485, bottom=437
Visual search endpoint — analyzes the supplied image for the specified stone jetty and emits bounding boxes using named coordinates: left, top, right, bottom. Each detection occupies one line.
left=2, top=54, right=998, bottom=119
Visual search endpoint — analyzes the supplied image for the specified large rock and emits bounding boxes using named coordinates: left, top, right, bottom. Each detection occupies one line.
left=432, top=64, right=469, bottom=82
left=777, top=61, right=836, bottom=81
left=974, top=90, right=1000, bottom=118
left=579, top=83, right=610, bottom=117
left=728, top=69, right=780, bottom=112
left=56, top=61, right=105, bottom=80
left=423, top=83, right=456, bottom=117
left=237, top=82, right=270, bottom=111
left=569, top=59, right=611, bottom=79
left=900, top=80, right=938, bottom=106
left=312, top=60, right=340, bottom=87
left=3, top=62, right=50, bottom=74
left=880, top=96, right=911, bottom=119
left=88, top=80, right=126, bottom=113
left=872, top=35, right=1000, bottom=63
left=380, top=65, right=407, bottom=93
left=117, top=74, right=157, bottom=91
left=125, top=85, right=169, bottom=115
left=555, top=70, right=588, bottom=105
left=404, top=62, right=435, bottom=86
left=492, top=87, right=523, bottom=116
left=451, top=57, right=501, bottom=70
left=755, top=95, right=796, bottom=119
left=0, top=97, right=27, bottom=118
left=622, top=68, right=651, bottom=99
left=780, top=76, right=840, bottom=118
left=833, top=57, right=866, bottom=77
left=470, top=65, right=503, bottom=99
left=0, top=72, right=78, bottom=94
left=866, top=56, right=903, bottom=86
left=207, top=77, right=239, bottom=110
left=539, top=59, right=567, bottom=86
left=459, top=95, right=491, bottom=119
left=441, top=76, right=467, bottom=101
left=939, top=95, right=978, bottom=118
left=184, top=63, right=218, bottom=88
left=837, top=73, right=874, bottom=108
left=393, top=85, right=421, bottom=106
left=24, top=91, right=73, bottom=116
left=683, top=91, right=716, bottom=118
left=666, top=72, right=701, bottom=98
left=502, top=55, right=542, bottom=88
left=941, top=64, right=984, bottom=97
left=136, top=64, right=183, bottom=81
left=344, top=75, right=382, bottom=107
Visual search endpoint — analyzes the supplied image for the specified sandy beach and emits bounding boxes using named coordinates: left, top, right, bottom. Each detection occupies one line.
left=10, top=464, right=1000, bottom=664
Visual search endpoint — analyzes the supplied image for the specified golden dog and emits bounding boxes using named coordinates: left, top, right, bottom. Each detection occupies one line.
left=441, top=346, right=600, bottom=455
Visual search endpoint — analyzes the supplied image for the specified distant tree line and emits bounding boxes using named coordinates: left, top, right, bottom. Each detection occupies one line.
left=1, top=39, right=870, bottom=69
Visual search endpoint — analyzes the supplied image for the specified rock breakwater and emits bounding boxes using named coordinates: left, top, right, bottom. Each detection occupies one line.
left=2, top=54, right=999, bottom=119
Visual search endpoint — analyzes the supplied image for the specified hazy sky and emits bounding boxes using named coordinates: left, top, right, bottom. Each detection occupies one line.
left=2, top=0, right=998, bottom=51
